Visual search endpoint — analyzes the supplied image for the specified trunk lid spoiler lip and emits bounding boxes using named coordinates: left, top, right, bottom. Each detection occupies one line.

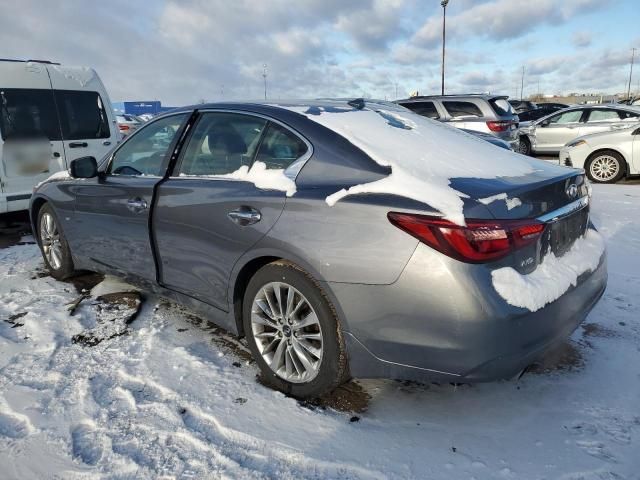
left=536, top=195, right=589, bottom=223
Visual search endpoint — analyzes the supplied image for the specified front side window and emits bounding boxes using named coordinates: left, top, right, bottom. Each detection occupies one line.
left=109, top=113, right=187, bottom=176
left=443, top=101, right=483, bottom=118
left=55, top=90, right=110, bottom=139
left=254, top=122, right=308, bottom=170
left=179, top=112, right=267, bottom=176
left=0, top=88, right=62, bottom=141
left=404, top=102, right=440, bottom=119
left=549, top=110, right=583, bottom=124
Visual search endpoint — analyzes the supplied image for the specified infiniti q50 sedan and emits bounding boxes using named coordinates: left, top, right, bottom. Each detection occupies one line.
left=31, top=99, right=607, bottom=398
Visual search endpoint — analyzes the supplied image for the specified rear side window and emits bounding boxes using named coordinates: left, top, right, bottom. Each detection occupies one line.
left=179, top=112, right=267, bottom=176
left=0, top=88, right=62, bottom=141
left=55, top=90, right=110, bottom=139
left=442, top=101, right=483, bottom=118
left=255, top=122, right=308, bottom=169
left=489, top=98, right=513, bottom=116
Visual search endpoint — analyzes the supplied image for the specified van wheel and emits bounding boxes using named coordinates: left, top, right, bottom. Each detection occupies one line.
left=518, top=136, right=531, bottom=156
left=243, top=261, right=348, bottom=398
left=585, top=150, right=625, bottom=183
left=37, top=203, right=76, bottom=280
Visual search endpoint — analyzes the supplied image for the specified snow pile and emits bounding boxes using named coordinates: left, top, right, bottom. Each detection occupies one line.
left=478, top=193, right=522, bottom=210
left=186, top=161, right=296, bottom=196
left=492, top=229, right=606, bottom=311
left=288, top=105, right=534, bottom=225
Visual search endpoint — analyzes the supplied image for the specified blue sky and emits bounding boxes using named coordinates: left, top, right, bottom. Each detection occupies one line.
left=1, top=0, right=638, bottom=104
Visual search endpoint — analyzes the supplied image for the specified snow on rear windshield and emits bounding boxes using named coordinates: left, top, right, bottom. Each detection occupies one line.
left=287, top=105, right=534, bottom=225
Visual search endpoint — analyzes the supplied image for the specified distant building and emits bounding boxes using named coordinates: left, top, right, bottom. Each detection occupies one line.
left=112, top=100, right=178, bottom=116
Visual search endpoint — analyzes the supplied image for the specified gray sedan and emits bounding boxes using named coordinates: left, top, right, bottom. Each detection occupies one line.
left=30, top=100, right=607, bottom=398
left=519, top=105, right=640, bottom=155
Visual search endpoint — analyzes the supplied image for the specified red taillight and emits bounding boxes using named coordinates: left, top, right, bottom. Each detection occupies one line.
left=486, top=121, right=510, bottom=132
left=118, top=124, right=130, bottom=131
left=388, top=213, right=545, bottom=263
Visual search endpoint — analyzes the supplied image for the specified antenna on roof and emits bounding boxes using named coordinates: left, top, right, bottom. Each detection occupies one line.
left=348, top=98, right=365, bottom=110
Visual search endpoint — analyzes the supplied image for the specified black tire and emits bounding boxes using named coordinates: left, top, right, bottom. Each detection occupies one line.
left=242, top=261, right=348, bottom=398
left=518, top=136, right=531, bottom=156
left=585, top=150, right=626, bottom=184
left=37, top=203, right=76, bottom=280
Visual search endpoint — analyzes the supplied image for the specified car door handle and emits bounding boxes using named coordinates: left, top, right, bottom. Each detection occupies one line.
left=127, top=198, right=148, bottom=213
left=69, top=142, right=88, bottom=148
left=228, top=207, right=261, bottom=226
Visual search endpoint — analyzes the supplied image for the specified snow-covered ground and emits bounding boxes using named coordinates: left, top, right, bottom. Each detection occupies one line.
left=0, top=184, right=639, bottom=480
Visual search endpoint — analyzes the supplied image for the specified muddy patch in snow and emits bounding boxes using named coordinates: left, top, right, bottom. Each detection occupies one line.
left=65, top=272, right=105, bottom=294
left=72, top=292, right=142, bottom=346
left=298, top=381, right=370, bottom=414
left=528, top=340, right=584, bottom=374
left=0, top=211, right=32, bottom=249
left=581, top=322, right=619, bottom=339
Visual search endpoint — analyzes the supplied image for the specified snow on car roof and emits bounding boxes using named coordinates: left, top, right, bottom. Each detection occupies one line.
left=284, top=101, right=535, bottom=225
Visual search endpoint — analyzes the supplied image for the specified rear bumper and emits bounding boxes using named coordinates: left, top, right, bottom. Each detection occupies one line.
left=332, top=238, right=607, bottom=383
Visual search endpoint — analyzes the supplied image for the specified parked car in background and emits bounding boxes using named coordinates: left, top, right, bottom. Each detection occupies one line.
left=560, top=123, right=640, bottom=183
left=509, top=99, right=538, bottom=113
left=137, top=113, right=154, bottom=122
left=517, top=104, right=567, bottom=123
left=0, top=58, right=118, bottom=213
left=31, top=99, right=606, bottom=398
left=116, top=113, right=142, bottom=136
left=518, top=105, right=640, bottom=156
left=396, top=94, right=520, bottom=150
left=539, top=102, right=570, bottom=110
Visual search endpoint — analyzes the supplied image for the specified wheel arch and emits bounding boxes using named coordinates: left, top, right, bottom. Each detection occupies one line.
left=229, top=249, right=347, bottom=338
left=30, top=196, right=49, bottom=241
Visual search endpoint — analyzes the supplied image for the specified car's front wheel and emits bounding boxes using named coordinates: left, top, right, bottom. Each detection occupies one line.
left=585, top=150, right=625, bottom=183
left=37, top=203, right=76, bottom=280
left=243, top=261, right=348, bottom=398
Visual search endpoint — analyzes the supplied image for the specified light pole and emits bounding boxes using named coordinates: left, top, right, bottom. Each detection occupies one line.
left=627, top=48, right=636, bottom=100
left=262, top=63, right=268, bottom=101
left=441, top=0, right=449, bottom=95
left=520, top=66, right=525, bottom=101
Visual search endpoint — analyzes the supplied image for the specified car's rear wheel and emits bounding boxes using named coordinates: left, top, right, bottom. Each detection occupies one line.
left=518, top=136, right=531, bottom=156
left=37, top=203, right=76, bottom=280
left=243, top=261, right=348, bottom=398
left=585, top=150, right=625, bottom=183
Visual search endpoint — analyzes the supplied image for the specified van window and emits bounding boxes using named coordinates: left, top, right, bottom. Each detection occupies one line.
left=0, top=88, right=62, bottom=141
left=55, top=90, right=110, bottom=140
left=442, top=101, right=483, bottom=118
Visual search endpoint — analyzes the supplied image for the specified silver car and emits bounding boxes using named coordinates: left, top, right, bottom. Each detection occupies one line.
left=519, top=105, right=640, bottom=155
left=396, top=94, right=520, bottom=150
left=30, top=100, right=606, bottom=398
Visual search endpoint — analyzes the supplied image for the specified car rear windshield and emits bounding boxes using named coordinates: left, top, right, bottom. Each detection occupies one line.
left=489, top=98, right=513, bottom=116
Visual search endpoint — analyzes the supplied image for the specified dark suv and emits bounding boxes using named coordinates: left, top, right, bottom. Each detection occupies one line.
left=396, top=95, right=520, bottom=150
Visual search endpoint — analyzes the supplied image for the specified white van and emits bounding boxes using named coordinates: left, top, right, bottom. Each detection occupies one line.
left=0, top=59, right=119, bottom=213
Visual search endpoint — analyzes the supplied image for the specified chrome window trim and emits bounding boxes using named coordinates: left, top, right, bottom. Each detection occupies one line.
left=537, top=196, right=589, bottom=223
left=104, top=111, right=191, bottom=177
left=171, top=108, right=313, bottom=181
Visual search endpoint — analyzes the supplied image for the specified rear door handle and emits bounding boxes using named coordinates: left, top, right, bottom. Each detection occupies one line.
left=127, top=197, right=148, bottom=213
left=69, top=142, right=88, bottom=148
left=228, top=207, right=261, bottom=226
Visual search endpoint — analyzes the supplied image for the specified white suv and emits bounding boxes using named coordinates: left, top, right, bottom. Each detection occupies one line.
left=1, top=59, right=119, bottom=213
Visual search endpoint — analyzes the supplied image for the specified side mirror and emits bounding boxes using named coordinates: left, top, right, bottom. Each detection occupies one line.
left=540, top=119, right=551, bottom=127
left=70, top=156, right=98, bottom=178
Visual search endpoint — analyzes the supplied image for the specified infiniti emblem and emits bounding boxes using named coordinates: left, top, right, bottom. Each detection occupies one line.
left=566, top=183, right=578, bottom=199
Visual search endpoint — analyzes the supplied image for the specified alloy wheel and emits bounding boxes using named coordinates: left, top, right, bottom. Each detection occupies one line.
left=590, top=155, right=619, bottom=182
left=250, top=282, right=323, bottom=383
left=40, top=212, right=63, bottom=270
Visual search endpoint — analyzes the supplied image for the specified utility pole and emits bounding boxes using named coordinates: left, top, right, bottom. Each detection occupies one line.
left=262, top=63, right=268, bottom=101
left=441, top=0, right=449, bottom=95
left=520, top=66, right=525, bottom=100
left=395, top=82, right=399, bottom=99
left=627, top=48, right=636, bottom=100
